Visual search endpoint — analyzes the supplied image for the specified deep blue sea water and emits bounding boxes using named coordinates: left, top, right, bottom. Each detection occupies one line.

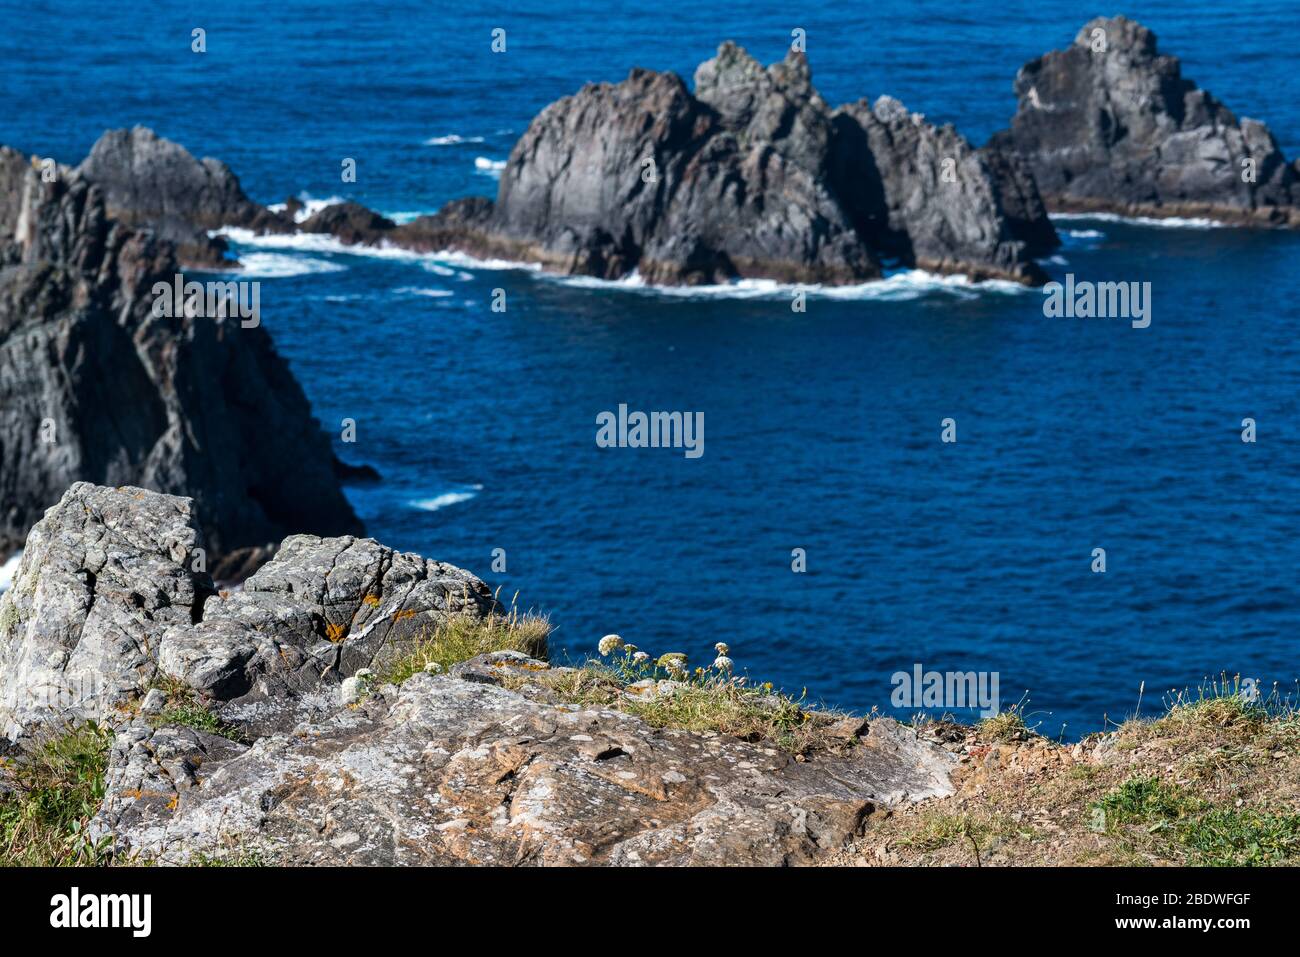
left=3, top=1, right=1299, bottom=737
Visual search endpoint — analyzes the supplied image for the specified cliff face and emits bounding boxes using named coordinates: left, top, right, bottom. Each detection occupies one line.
left=992, top=16, right=1300, bottom=225
left=0, top=145, right=362, bottom=569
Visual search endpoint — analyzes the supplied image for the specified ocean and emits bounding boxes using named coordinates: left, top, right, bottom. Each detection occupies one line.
left=3, top=0, right=1298, bottom=736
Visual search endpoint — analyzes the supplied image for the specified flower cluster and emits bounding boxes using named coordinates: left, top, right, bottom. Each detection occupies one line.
left=595, top=634, right=743, bottom=688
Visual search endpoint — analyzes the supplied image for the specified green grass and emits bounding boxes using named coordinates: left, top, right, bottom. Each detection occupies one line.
left=0, top=723, right=113, bottom=866
left=379, top=609, right=551, bottom=685
left=151, top=702, right=240, bottom=739
left=978, top=696, right=1039, bottom=742
left=1092, top=775, right=1300, bottom=866
left=509, top=655, right=850, bottom=755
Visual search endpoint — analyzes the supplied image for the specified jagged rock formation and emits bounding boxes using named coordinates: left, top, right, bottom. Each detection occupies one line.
left=161, top=46, right=1055, bottom=285
left=0, top=484, right=955, bottom=865
left=991, top=16, right=1300, bottom=226
left=0, top=144, right=362, bottom=568
left=0, top=484, right=489, bottom=740
left=833, top=95, right=1057, bottom=281
left=414, top=44, right=1055, bottom=284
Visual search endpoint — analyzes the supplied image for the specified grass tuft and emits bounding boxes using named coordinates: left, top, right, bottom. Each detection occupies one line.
left=380, top=607, right=551, bottom=685
left=0, top=723, right=113, bottom=866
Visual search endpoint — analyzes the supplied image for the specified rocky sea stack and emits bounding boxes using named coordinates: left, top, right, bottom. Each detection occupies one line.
left=387, top=44, right=1059, bottom=285
left=0, top=141, right=362, bottom=573
left=991, top=16, right=1300, bottom=226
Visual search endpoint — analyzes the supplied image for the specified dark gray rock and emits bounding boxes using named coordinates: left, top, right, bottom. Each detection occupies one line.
left=992, top=16, right=1300, bottom=226
left=833, top=95, right=1055, bottom=284
left=448, top=43, right=1055, bottom=285
left=0, top=147, right=362, bottom=561
left=75, top=127, right=292, bottom=266
left=283, top=44, right=1054, bottom=286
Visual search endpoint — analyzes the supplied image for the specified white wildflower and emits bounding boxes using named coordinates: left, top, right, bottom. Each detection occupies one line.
left=598, top=634, right=624, bottom=656
left=632, top=651, right=649, bottom=664
left=424, top=661, right=443, bottom=674
left=712, top=655, right=734, bottom=673
left=714, top=642, right=729, bottom=655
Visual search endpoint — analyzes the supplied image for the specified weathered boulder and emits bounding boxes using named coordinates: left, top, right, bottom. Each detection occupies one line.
left=96, top=668, right=956, bottom=866
left=0, top=483, right=210, bottom=739
left=159, top=533, right=496, bottom=708
left=75, top=127, right=291, bottom=266
left=0, top=147, right=363, bottom=564
left=991, top=16, right=1300, bottom=225
left=0, top=485, right=492, bottom=739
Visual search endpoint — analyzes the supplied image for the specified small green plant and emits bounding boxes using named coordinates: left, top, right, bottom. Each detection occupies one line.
left=530, top=637, right=848, bottom=754
left=1093, top=775, right=1196, bottom=828
left=1091, top=774, right=1300, bottom=866
left=979, top=694, right=1041, bottom=742
left=153, top=702, right=239, bottom=739
left=0, top=723, right=113, bottom=866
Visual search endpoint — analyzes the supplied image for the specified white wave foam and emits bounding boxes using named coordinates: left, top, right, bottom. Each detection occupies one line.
left=0, top=550, right=22, bottom=594
left=409, top=485, right=482, bottom=512
left=548, top=267, right=1030, bottom=301
left=217, top=227, right=541, bottom=273
left=234, top=252, right=347, bottom=278
left=394, top=286, right=453, bottom=298
left=218, top=225, right=1028, bottom=300
left=1050, top=211, right=1225, bottom=230
left=474, top=157, right=507, bottom=178
left=1064, top=229, right=1104, bottom=239
left=266, top=194, right=347, bottom=225
left=383, top=210, right=436, bottom=224
left=425, top=134, right=486, bottom=146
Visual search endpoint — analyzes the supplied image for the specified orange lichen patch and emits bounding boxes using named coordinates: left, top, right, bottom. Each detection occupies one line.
left=166, top=795, right=179, bottom=811
left=362, top=594, right=381, bottom=607
left=121, top=788, right=174, bottom=802
left=392, top=609, right=417, bottom=622
left=326, top=622, right=347, bottom=642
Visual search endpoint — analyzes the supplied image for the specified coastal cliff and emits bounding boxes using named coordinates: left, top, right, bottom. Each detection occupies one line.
left=0, top=143, right=362, bottom=572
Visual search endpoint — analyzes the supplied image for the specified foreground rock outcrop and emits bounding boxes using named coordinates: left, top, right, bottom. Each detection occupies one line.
left=0, top=484, right=955, bottom=866
left=991, top=16, right=1300, bottom=226
left=0, top=484, right=487, bottom=738
left=0, top=142, right=362, bottom=567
